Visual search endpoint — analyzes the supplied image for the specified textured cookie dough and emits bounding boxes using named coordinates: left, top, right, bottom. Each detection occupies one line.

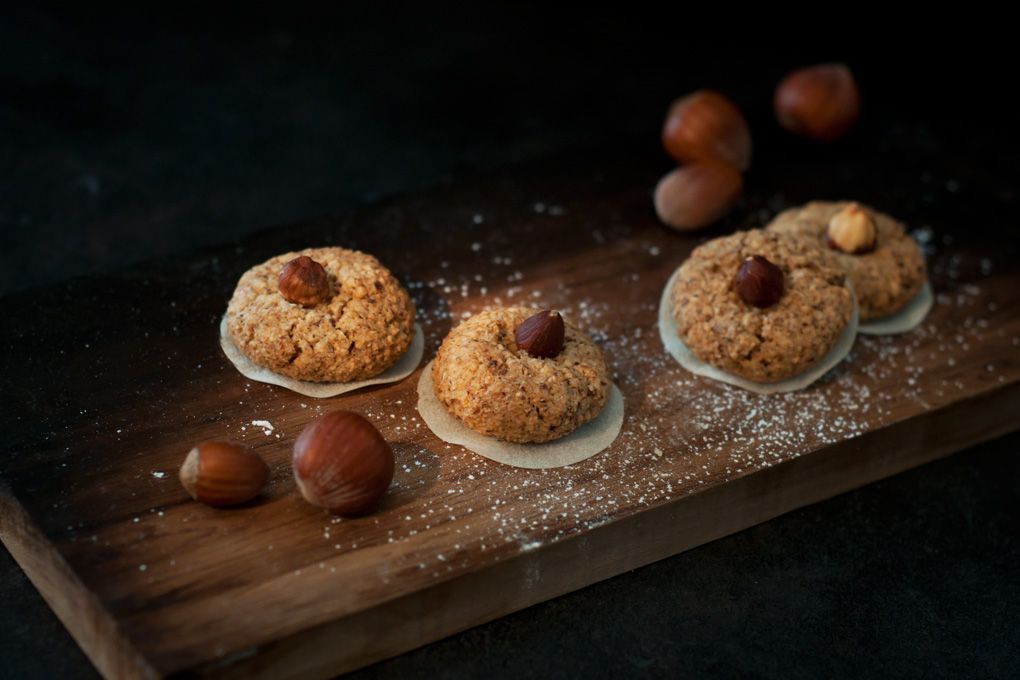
left=767, top=201, right=927, bottom=320
left=670, top=230, right=854, bottom=384
left=431, top=307, right=610, bottom=443
left=226, top=247, right=415, bottom=382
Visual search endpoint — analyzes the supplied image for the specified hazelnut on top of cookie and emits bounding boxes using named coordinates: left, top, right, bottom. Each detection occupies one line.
left=431, top=307, right=610, bottom=444
left=671, top=229, right=853, bottom=384
left=767, top=201, right=927, bottom=320
left=226, top=247, right=415, bottom=383
left=734, top=255, right=785, bottom=308
left=515, top=309, right=566, bottom=358
left=279, top=255, right=332, bottom=307
left=825, top=203, right=877, bottom=255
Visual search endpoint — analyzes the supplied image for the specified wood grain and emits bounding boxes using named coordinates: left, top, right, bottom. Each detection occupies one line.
left=2, top=156, right=1018, bottom=679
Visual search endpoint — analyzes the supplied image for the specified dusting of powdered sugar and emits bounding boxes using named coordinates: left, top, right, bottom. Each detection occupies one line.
left=94, top=199, right=1016, bottom=592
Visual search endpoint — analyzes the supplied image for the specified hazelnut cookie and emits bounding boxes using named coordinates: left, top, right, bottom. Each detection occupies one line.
left=225, top=247, right=415, bottom=383
left=431, top=307, right=610, bottom=443
left=666, top=229, right=855, bottom=386
left=767, top=201, right=927, bottom=321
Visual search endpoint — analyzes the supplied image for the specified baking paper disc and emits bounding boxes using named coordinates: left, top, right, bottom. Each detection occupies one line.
left=657, top=268, right=858, bottom=394
left=219, top=316, right=424, bottom=398
left=416, top=361, right=624, bottom=469
left=858, top=282, right=933, bottom=336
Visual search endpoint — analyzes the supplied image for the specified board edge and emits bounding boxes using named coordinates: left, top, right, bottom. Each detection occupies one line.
left=0, top=485, right=160, bottom=680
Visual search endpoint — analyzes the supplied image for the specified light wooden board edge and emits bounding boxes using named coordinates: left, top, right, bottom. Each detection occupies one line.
left=188, top=381, right=1020, bottom=679
left=0, top=488, right=158, bottom=680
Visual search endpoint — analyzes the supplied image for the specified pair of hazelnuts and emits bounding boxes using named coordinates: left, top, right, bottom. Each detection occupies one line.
left=180, top=411, right=394, bottom=516
left=735, top=203, right=877, bottom=309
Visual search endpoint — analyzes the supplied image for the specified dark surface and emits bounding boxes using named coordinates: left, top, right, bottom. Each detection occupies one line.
left=1, top=5, right=1018, bottom=679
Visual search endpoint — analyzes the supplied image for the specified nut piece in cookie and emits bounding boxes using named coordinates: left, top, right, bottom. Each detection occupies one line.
left=279, top=255, right=332, bottom=307
left=768, top=201, right=927, bottom=320
left=226, top=247, right=416, bottom=383
left=734, top=255, right=784, bottom=308
left=515, top=310, right=565, bottom=358
left=431, top=307, right=610, bottom=444
left=671, top=229, right=854, bottom=384
left=825, top=203, right=877, bottom=255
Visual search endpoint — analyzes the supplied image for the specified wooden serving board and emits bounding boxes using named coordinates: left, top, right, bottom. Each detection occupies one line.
left=2, top=153, right=1019, bottom=679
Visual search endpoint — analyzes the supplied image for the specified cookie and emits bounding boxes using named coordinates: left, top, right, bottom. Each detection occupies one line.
left=659, top=268, right=857, bottom=394
left=417, top=362, right=624, bottom=468
left=767, top=201, right=927, bottom=320
left=226, top=247, right=415, bottom=383
left=431, top=307, right=610, bottom=443
left=670, top=229, right=854, bottom=384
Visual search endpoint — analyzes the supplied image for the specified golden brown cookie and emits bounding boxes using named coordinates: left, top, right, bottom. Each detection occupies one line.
left=767, top=201, right=927, bottom=320
left=226, top=247, right=415, bottom=382
left=670, top=229, right=854, bottom=384
left=431, top=307, right=610, bottom=444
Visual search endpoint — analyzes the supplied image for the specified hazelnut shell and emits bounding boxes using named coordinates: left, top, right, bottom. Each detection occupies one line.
left=774, top=63, right=860, bottom=142
left=179, top=442, right=269, bottom=507
left=654, top=163, right=743, bottom=231
left=661, top=90, right=752, bottom=171
left=515, top=310, right=566, bottom=359
left=279, top=255, right=331, bottom=307
left=293, top=411, right=394, bottom=515
left=734, top=255, right=785, bottom=309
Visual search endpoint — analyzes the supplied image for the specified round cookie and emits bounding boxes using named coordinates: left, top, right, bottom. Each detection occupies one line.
left=670, top=229, right=853, bottom=384
left=431, top=307, right=610, bottom=444
left=767, top=201, right=927, bottom=320
left=226, top=247, right=415, bottom=383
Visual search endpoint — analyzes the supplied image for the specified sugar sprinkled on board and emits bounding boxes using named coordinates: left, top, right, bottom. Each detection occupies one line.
left=110, top=207, right=1014, bottom=589
left=251, top=419, right=275, bottom=436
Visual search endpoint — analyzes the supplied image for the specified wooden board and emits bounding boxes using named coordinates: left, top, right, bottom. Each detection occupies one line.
left=2, top=154, right=1019, bottom=679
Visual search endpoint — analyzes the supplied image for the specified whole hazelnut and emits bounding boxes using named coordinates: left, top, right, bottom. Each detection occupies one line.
left=734, top=255, right=784, bottom=308
left=654, top=163, right=743, bottom=231
left=293, top=411, right=394, bottom=515
left=774, top=63, right=860, bottom=141
left=826, top=203, right=877, bottom=255
left=279, top=255, right=331, bottom=307
left=515, top=310, right=565, bottom=359
left=179, top=442, right=270, bottom=507
left=661, top=90, right=752, bottom=171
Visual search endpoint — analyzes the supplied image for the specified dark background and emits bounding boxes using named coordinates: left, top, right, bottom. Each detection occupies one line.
left=2, top=5, right=1018, bottom=679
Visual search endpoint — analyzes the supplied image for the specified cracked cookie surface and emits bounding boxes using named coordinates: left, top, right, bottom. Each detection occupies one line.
left=432, top=307, right=610, bottom=443
left=767, top=200, right=927, bottom=320
left=226, top=247, right=415, bottom=382
left=670, top=229, right=853, bottom=383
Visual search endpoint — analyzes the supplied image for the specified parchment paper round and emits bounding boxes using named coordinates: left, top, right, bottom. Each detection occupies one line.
left=219, top=316, right=424, bottom=398
left=416, top=361, right=624, bottom=469
left=858, top=281, right=933, bottom=336
left=657, top=268, right=859, bottom=394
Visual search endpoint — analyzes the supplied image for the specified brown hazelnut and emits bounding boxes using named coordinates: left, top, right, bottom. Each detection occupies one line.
left=293, top=411, right=394, bottom=515
left=515, top=310, right=565, bottom=359
left=774, top=63, right=860, bottom=142
left=653, top=163, right=743, bottom=231
left=661, top=90, right=752, bottom=171
left=826, top=202, right=877, bottom=254
left=179, top=442, right=269, bottom=507
left=734, top=255, right=784, bottom=308
left=279, top=255, right=331, bottom=307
